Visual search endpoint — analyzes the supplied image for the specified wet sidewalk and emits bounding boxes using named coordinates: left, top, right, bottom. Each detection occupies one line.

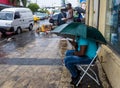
left=0, top=31, right=102, bottom=88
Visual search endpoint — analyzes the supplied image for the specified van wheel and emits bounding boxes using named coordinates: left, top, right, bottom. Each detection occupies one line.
left=29, top=24, right=33, bottom=31
left=16, top=27, right=22, bottom=34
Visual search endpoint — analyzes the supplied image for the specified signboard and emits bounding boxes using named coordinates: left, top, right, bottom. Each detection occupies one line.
left=80, top=0, right=86, bottom=3
left=0, top=0, right=10, bottom=5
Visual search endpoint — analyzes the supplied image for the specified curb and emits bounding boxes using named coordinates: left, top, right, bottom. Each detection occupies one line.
left=96, top=60, right=112, bottom=88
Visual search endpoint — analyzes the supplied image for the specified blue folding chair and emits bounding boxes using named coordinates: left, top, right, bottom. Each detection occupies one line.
left=76, top=45, right=101, bottom=86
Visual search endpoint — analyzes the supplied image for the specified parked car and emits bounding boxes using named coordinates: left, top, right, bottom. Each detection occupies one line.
left=42, top=13, right=49, bottom=19
left=49, top=13, right=59, bottom=25
left=34, top=12, right=47, bottom=20
left=0, top=7, right=34, bottom=34
left=53, top=9, right=60, bottom=15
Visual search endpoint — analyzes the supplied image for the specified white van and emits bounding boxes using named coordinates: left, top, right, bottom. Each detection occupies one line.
left=0, top=7, right=34, bottom=34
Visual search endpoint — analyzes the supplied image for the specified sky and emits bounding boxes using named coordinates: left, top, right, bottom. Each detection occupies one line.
left=30, top=0, right=80, bottom=7
left=30, top=0, right=61, bottom=7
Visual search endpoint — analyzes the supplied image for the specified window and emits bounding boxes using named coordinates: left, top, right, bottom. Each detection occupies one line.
left=0, top=12, right=13, bottom=20
left=105, top=0, right=120, bottom=53
left=14, top=12, right=20, bottom=19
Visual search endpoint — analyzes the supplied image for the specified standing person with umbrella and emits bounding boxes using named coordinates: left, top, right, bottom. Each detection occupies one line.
left=74, top=7, right=86, bottom=23
left=73, top=10, right=82, bottom=22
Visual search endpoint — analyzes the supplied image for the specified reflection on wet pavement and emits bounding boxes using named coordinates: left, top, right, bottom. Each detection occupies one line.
left=0, top=29, right=73, bottom=88
left=0, top=31, right=60, bottom=58
left=0, top=21, right=102, bottom=88
left=0, top=20, right=55, bottom=58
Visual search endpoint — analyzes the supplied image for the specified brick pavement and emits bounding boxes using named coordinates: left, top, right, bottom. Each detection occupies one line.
left=0, top=32, right=102, bottom=88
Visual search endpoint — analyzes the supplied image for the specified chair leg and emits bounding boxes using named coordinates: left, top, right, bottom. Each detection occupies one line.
left=82, top=67, right=100, bottom=85
left=76, top=65, right=91, bottom=86
left=76, top=66, right=100, bottom=86
left=89, top=68, right=100, bottom=85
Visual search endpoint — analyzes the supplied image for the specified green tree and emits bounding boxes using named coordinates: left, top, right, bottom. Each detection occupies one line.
left=38, top=8, right=49, bottom=14
left=21, top=0, right=27, bottom=7
left=9, top=0, right=15, bottom=4
left=27, top=3, right=40, bottom=12
left=9, top=0, right=20, bottom=6
left=9, top=0, right=27, bottom=7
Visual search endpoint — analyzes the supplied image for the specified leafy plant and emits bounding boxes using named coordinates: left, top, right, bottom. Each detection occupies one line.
left=21, top=0, right=27, bottom=7
left=27, top=3, right=40, bottom=12
left=9, top=0, right=27, bottom=7
left=9, top=0, right=20, bottom=6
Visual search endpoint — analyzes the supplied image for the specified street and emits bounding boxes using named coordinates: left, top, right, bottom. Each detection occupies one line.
left=0, top=20, right=102, bottom=88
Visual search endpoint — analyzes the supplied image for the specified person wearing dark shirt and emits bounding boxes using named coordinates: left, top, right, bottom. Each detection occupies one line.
left=58, top=8, right=66, bottom=26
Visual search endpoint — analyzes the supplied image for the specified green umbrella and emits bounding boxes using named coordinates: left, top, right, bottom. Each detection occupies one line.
left=52, top=22, right=107, bottom=44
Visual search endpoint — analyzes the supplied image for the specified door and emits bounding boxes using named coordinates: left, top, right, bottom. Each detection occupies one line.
left=19, top=12, right=27, bottom=29
left=12, top=12, right=21, bottom=31
left=93, top=0, right=99, bottom=28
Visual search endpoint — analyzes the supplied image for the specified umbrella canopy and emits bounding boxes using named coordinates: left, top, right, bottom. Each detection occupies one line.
left=74, top=7, right=86, bottom=13
left=52, top=22, right=107, bottom=44
left=52, top=22, right=87, bottom=37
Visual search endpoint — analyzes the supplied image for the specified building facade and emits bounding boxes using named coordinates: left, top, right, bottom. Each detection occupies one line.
left=0, top=0, right=11, bottom=5
left=86, top=0, right=120, bottom=88
left=0, top=0, right=12, bottom=10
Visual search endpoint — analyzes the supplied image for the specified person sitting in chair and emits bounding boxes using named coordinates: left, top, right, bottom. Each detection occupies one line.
left=64, top=36, right=97, bottom=85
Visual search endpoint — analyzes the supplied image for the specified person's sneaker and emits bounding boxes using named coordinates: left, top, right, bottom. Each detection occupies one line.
left=70, top=74, right=81, bottom=85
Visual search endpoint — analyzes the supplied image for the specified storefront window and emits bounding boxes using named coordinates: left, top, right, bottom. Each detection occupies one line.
left=105, top=0, right=120, bottom=53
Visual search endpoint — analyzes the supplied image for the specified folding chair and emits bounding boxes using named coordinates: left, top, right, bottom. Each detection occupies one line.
left=76, top=45, right=101, bottom=87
